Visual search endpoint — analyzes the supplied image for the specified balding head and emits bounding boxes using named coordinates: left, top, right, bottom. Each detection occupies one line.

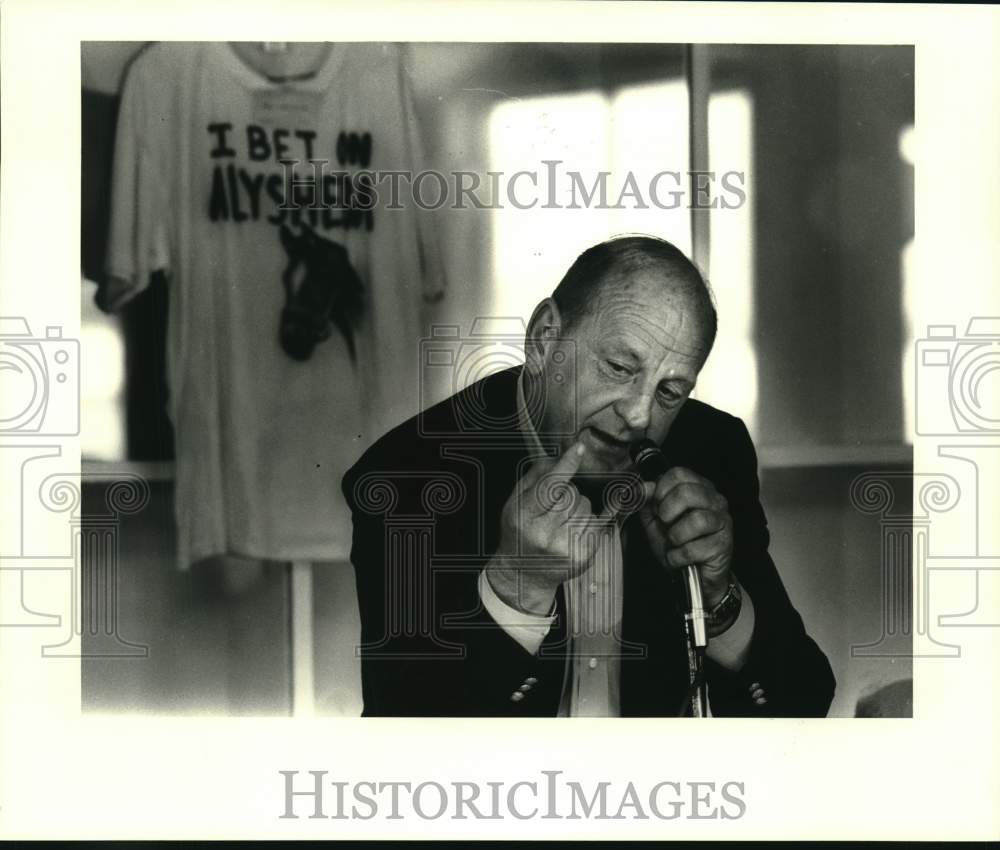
left=522, top=235, right=718, bottom=473
left=550, top=235, right=717, bottom=356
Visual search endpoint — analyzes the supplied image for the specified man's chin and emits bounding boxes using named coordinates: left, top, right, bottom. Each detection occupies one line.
left=571, top=465, right=643, bottom=515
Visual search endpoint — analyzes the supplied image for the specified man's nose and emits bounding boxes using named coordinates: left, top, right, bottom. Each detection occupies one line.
left=614, top=390, right=654, bottom=435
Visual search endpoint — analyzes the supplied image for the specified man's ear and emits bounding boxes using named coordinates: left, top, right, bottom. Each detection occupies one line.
left=524, top=297, right=562, bottom=375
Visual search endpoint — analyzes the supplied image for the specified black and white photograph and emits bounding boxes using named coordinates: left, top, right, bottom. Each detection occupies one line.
left=1, top=0, right=998, bottom=842
left=79, top=39, right=913, bottom=720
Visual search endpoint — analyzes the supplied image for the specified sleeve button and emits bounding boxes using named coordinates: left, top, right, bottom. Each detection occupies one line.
left=525, top=677, right=538, bottom=685
left=510, top=691, right=525, bottom=702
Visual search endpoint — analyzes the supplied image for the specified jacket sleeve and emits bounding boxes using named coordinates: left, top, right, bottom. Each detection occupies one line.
left=704, top=419, right=836, bottom=717
left=341, top=450, right=566, bottom=717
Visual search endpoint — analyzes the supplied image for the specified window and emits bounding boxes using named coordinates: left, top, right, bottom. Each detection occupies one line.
left=81, top=278, right=126, bottom=460
left=488, top=81, right=757, bottom=432
left=693, top=88, right=756, bottom=434
left=489, top=81, right=690, bottom=323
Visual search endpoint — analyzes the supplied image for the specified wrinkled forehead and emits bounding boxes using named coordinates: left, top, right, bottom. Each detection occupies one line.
left=578, top=272, right=712, bottom=363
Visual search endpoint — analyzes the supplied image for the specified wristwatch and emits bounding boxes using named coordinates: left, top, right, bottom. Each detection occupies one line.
left=706, top=581, right=743, bottom=631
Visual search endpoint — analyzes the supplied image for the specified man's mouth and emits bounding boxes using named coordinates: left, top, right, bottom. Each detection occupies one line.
left=583, top=427, right=630, bottom=454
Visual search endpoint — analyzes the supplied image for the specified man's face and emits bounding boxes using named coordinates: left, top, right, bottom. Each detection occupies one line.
left=532, top=270, right=711, bottom=475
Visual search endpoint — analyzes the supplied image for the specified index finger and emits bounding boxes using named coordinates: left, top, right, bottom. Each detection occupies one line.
left=550, top=440, right=587, bottom=479
left=515, top=452, right=555, bottom=491
left=516, top=440, right=586, bottom=495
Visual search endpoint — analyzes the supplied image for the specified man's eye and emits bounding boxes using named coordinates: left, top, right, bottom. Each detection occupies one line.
left=605, top=360, right=630, bottom=376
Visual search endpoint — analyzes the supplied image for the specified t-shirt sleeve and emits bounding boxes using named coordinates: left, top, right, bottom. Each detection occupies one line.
left=397, top=49, right=447, bottom=304
left=103, top=55, right=171, bottom=312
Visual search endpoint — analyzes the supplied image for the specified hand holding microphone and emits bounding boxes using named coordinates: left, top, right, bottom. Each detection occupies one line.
left=629, top=439, right=735, bottom=611
left=630, top=439, right=737, bottom=717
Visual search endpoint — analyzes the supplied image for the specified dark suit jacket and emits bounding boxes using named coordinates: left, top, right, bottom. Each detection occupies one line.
left=342, top=366, right=835, bottom=717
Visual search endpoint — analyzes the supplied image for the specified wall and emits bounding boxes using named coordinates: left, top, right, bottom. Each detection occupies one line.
left=711, top=45, right=915, bottom=714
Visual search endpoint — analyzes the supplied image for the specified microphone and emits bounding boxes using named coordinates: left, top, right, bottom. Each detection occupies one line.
left=629, top=438, right=709, bottom=717
left=630, top=438, right=669, bottom=482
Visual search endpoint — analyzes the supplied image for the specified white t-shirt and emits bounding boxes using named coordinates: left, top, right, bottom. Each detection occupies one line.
left=106, top=42, right=444, bottom=568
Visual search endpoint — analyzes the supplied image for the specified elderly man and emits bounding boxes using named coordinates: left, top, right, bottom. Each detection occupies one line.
left=342, top=236, right=835, bottom=717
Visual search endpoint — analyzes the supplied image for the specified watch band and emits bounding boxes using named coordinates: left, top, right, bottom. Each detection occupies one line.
left=706, top=580, right=743, bottom=631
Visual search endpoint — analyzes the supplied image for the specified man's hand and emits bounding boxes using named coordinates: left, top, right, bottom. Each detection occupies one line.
left=485, top=441, right=615, bottom=616
left=638, top=466, right=734, bottom=607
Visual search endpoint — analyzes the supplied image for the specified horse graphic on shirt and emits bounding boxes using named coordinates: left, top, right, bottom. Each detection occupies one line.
left=278, top=223, right=364, bottom=362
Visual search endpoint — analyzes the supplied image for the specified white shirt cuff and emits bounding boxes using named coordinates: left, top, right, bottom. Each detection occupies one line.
left=478, top=569, right=555, bottom=656
left=705, top=584, right=755, bottom=671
